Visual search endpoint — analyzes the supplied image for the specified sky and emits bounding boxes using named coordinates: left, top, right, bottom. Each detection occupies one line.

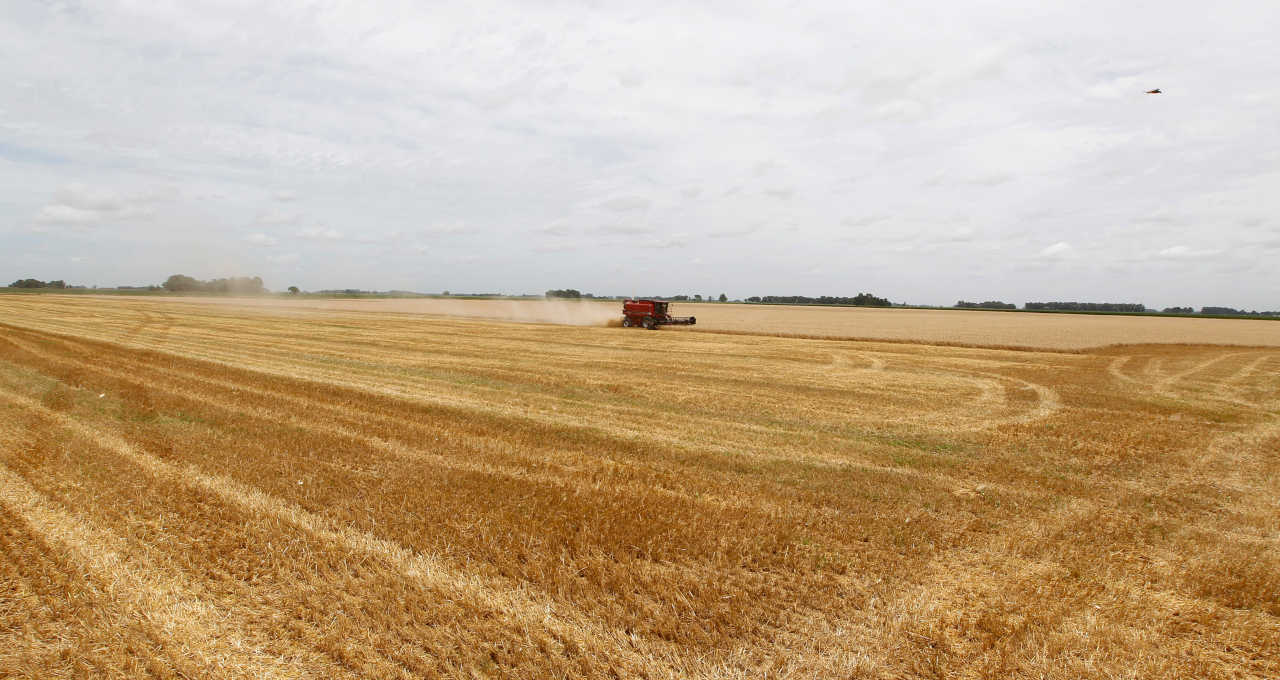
left=2, top=1, right=1278, bottom=308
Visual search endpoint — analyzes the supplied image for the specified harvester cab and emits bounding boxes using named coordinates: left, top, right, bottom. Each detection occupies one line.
left=621, top=299, right=697, bottom=330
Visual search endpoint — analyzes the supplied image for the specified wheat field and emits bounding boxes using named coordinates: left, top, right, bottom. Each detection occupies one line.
left=159, top=295, right=1280, bottom=349
left=1, top=295, right=1277, bottom=679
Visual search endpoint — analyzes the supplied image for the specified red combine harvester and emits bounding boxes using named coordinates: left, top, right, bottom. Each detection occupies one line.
left=621, top=299, right=697, bottom=330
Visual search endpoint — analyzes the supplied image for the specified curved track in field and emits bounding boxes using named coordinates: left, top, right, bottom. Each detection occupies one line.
left=1, top=295, right=1278, bottom=679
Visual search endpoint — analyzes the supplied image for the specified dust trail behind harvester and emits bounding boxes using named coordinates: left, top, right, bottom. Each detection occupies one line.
left=384, top=298, right=620, bottom=327
left=152, top=295, right=624, bottom=327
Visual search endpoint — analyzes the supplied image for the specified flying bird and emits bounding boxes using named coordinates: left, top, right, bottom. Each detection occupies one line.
left=1146, top=88, right=1162, bottom=94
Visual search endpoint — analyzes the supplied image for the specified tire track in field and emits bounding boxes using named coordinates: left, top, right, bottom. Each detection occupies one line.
left=0, top=503, right=187, bottom=678
left=0, top=355, right=929, bottom=678
left=1108, top=356, right=1141, bottom=386
left=0, top=326, right=1056, bottom=668
left=8, top=306, right=1061, bottom=436
left=0, top=462, right=316, bottom=680
left=825, top=350, right=1041, bottom=428
left=0, top=327, right=986, bottom=561
left=0, top=326, right=957, bottom=475
left=829, top=351, right=886, bottom=372
left=0, top=327, right=1039, bottom=614
left=5, top=313, right=1052, bottom=435
left=1153, top=351, right=1250, bottom=398
left=0, top=387, right=681, bottom=677
left=0, top=328, right=882, bottom=465
left=0, top=328, right=1039, bottom=509
left=1211, top=354, right=1280, bottom=408
left=151, top=326, right=1054, bottom=434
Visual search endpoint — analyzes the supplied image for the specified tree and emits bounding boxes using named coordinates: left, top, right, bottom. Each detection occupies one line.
left=718, top=293, right=727, bottom=302
left=1025, top=301, right=1145, bottom=313
left=694, top=294, right=703, bottom=301
left=545, top=289, right=582, bottom=299
left=288, top=286, right=300, bottom=295
left=162, top=274, right=265, bottom=294
left=162, top=274, right=202, bottom=292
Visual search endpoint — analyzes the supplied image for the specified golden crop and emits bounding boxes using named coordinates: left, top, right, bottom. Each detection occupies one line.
left=158, top=295, right=1280, bottom=349
left=0, top=295, right=1277, bottom=679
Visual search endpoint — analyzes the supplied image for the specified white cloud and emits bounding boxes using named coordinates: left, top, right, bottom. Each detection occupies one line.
left=1155, top=245, right=1223, bottom=259
left=297, top=227, right=344, bottom=240
left=32, top=183, right=163, bottom=225
left=940, top=226, right=977, bottom=242
left=841, top=216, right=887, bottom=228
left=616, top=71, right=645, bottom=88
left=245, top=232, right=279, bottom=246
left=637, top=233, right=689, bottom=249
left=534, top=242, right=577, bottom=253
left=1038, top=242, right=1076, bottom=259
left=421, top=221, right=467, bottom=236
left=257, top=208, right=300, bottom=225
left=37, top=204, right=100, bottom=225
left=1, top=1, right=1278, bottom=308
left=595, top=196, right=651, bottom=213
left=538, top=222, right=572, bottom=236
left=708, top=225, right=756, bottom=238
left=594, top=224, right=654, bottom=235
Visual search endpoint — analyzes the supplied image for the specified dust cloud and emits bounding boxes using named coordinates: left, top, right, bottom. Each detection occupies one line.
left=356, top=298, right=621, bottom=326
left=147, top=295, right=623, bottom=327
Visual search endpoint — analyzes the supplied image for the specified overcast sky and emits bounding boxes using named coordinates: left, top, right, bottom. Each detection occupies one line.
left=3, top=1, right=1278, bottom=308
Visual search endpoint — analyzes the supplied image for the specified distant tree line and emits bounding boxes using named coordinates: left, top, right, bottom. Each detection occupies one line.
left=743, top=293, right=892, bottom=307
left=961, top=302, right=1279, bottom=317
left=1199, top=307, right=1280, bottom=317
left=162, top=274, right=265, bottom=294
left=545, top=289, right=583, bottom=299
left=8, top=278, right=68, bottom=288
left=1025, top=301, right=1147, bottom=313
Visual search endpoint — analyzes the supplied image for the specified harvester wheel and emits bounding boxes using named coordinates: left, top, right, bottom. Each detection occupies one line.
left=642, top=316, right=656, bottom=330
left=622, top=317, right=632, bottom=327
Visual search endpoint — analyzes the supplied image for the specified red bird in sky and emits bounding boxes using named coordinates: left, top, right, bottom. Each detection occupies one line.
left=1146, top=88, right=1162, bottom=94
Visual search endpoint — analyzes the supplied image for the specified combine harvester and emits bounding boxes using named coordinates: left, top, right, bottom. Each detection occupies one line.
left=620, top=299, right=697, bottom=330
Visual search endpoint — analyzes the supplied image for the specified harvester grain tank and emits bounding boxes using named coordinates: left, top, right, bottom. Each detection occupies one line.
left=620, top=299, right=696, bottom=330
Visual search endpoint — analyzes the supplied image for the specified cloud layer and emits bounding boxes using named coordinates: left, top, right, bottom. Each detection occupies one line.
left=2, top=0, right=1278, bottom=308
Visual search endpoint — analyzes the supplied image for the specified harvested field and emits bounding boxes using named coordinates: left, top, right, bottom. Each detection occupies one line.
left=1, top=294, right=1277, bottom=679
left=141, top=294, right=1280, bottom=349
